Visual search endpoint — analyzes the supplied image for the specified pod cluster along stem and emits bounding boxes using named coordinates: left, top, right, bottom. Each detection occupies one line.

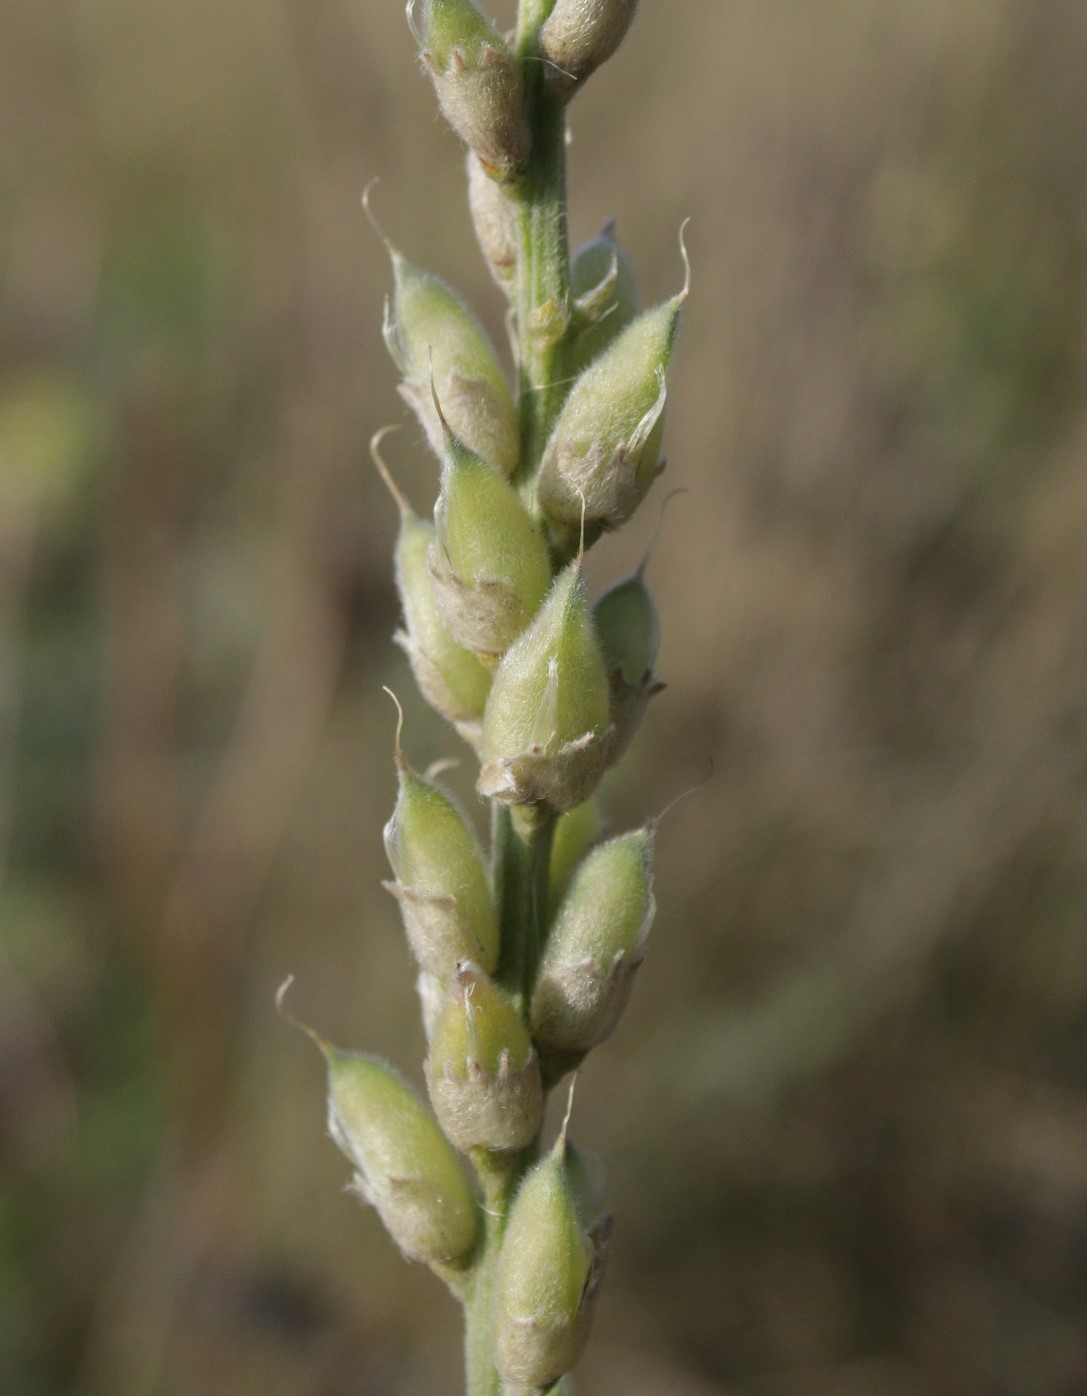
left=305, top=4, right=685, bottom=1393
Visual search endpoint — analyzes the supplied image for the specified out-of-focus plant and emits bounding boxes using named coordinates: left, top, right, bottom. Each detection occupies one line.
left=288, top=2, right=688, bottom=1391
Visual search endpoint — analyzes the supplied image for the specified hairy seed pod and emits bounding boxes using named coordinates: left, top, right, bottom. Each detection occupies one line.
left=564, top=1140, right=609, bottom=1232
left=416, top=970, right=445, bottom=1043
left=594, top=567, right=659, bottom=683
left=548, top=799, right=603, bottom=919
left=531, top=827, right=655, bottom=1056
left=384, top=758, right=499, bottom=978
left=593, top=566, right=664, bottom=759
left=477, top=564, right=614, bottom=818
left=570, top=222, right=640, bottom=372
left=541, top=0, right=640, bottom=96
left=426, top=962, right=543, bottom=1153
left=467, top=151, right=519, bottom=290
left=415, top=0, right=531, bottom=180
left=494, top=1134, right=606, bottom=1386
left=377, top=450, right=492, bottom=737
left=383, top=245, right=518, bottom=476
left=430, top=430, right=552, bottom=660
left=321, top=1043, right=479, bottom=1266
left=537, top=287, right=685, bottom=535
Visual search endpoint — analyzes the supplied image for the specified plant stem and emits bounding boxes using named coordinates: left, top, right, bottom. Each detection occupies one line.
left=465, top=8, right=569, bottom=1391
left=464, top=1158, right=515, bottom=1396
left=494, top=805, right=557, bottom=1007
left=473, top=805, right=552, bottom=1395
left=513, top=4, right=570, bottom=481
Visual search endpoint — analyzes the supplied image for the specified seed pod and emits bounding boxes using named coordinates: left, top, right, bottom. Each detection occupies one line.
left=570, top=222, right=640, bottom=373
left=417, top=969, right=445, bottom=1043
left=564, top=1140, right=609, bottom=1233
left=537, top=285, right=685, bottom=536
left=477, top=564, right=614, bottom=818
left=541, top=0, right=640, bottom=96
left=531, top=827, right=655, bottom=1056
left=321, top=1042, right=480, bottom=1266
left=375, top=441, right=493, bottom=738
left=467, top=150, right=518, bottom=291
left=430, top=429, right=552, bottom=661
left=382, top=245, right=518, bottom=476
left=426, top=962, right=543, bottom=1153
left=414, top=0, right=531, bottom=181
left=593, top=565, right=664, bottom=760
left=493, top=1134, right=606, bottom=1386
left=548, top=799, right=603, bottom=920
left=384, top=755, right=500, bottom=978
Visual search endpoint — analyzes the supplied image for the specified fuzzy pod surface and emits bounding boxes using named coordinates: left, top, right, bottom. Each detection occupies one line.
left=323, top=1044, right=480, bottom=1265
left=478, top=565, right=613, bottom=815
left=425, top=963, right=543, bottom=1153
left=384, top=763, right=500, bottom=977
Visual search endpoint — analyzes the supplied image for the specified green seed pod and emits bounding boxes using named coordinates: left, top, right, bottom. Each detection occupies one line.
left=383, top=753, right=500, bottom=978
left=426, top=962, right=543, bottom=1153
left=414, top=0, right=531, bottom=181
left=594, top=566, right=659, bottom=683
left=321, top=1042, right=480, bottom=1266
left=477, top=564, right=614, bottom=818
left=467, top=150, right=518, bottom=291
left=374, top=438, right=493, bottom=740
left=541, top=0, right=640, bottom=96
left=493, top=1135, right=605, bottom=1386
left=382, top=244, right=518, bottom=476
left=531, top=827, right=655, bottom=1056
left=416, top=969, right=444, bottom=1043
left=537, top=284, right=685, bottom=535
left=430, top=429, right=552, bottom=661
left=570, top=222, right=640, bottom=373
left=593, top=565, right=664, bottom=760
left=548, top=799, right=603, bottom=920
left=564, top=1140, right=609, bottom=1233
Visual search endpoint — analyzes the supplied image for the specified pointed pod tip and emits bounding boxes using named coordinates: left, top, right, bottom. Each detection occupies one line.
left=370, top=427, right=411, bottom=517
left=676, top=218, right=692, bottom=303
left=382, top=686, right=408, bottom=770
left=637, top=485, right=689, bottom=579
left=275, top=975, right=330, bottom=1054
left=405, top=0, right=422, bottom=47
left=648, top=763, right=713, bottom=831
left=556, top=1075, right=578, bottom=1155
left=361, top=179, right=395, bottom=254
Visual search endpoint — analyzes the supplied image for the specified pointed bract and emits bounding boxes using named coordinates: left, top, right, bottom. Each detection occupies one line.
left=537, top=294, right=682, bottom=534
left=425, top=962, right=543, bottom=1153
left=431, top=433, right=552, bottom=660
left=417, top=0, right=531, bottom=180
left=321, top=1044, right=479, bottom=1265
left=384, top=763, right=499, bottom=977
left=467, top=150, right=519, bottom=290
left=541, top=0, right=640, bottom=96
left=478, top=565, right=614, bottom=815
left=594, top=567, right=664, bottom=758
left=384, top=247, right=518, bottom=476
left=531, top=827, right=655, bottom=1055
left=494, top=1138, right=605, bottom=1386
left=570, top=222, right=640, bottom=372
left=392, top=500, right=493, bottom=738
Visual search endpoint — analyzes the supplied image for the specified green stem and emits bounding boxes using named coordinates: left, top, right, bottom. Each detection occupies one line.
left=469, top=809, right=553, bottom=1396
left=464, top=8, right=568, bottom=1392
left=464, top=1158, right=516, bottom=1396
left=493, top=805, right=556, bottom=1011
left=513, top=6, right=571, bottom=481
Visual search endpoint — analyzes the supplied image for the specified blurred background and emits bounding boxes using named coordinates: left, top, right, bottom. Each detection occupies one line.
left=3, top=0, right=1087, bottom=1392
